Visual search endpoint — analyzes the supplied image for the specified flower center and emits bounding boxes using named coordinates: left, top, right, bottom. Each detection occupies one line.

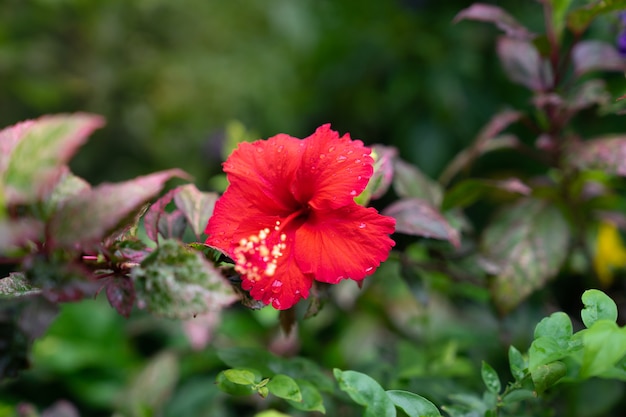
left=233, top=207, right=309, bottom=282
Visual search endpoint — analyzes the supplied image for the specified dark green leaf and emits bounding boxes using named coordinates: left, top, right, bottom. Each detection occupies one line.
left=442, top=178, right=530, bottom=211
left=453, top=3, right=534, bottom=40
left=132, top=239, right=237, bottom=319
left=581, top=289, right=618, bottom=328
left=174, top=184, right=218, bottom=238
left=509, top=345, right=527, bottom=381
left=386, top=390, right=441, bottom=417
left=502, top=389, right=536, bottom=404
left=3, top=114, right=104, bottom=205
left=531, top=361, right=567, bottom=394
left=567, top=0, right=626, bottom=35
left=267, top=374, right=302, bottom=402
left=572, top=41, right=626, bottom=77
left=49, top=169, right=189, bottom=248
left=217, top=347, right=275, bottom=376
left=334, top=369, right=396, bottom=417
left=392, top=159, right=442, bottom=206
left=481, top=361, right=501, bottom=394
left=383, top=198, right=460, bottom=247
left=580, top=320, right=626, bottom=378
left=482, top=198, right=570, bottom=313
left=496, top=37, right=551, bottom=91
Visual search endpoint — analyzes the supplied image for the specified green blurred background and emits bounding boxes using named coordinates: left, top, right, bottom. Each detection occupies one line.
left=0, top=0, right=547, bottom=186
left=2, top=0, right=626, bottom=416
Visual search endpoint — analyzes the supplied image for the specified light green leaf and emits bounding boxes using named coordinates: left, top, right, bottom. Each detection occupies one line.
left=132, top=239, right=237, bottom=319
left=253, top=410, right=292, bottom=417
left=481, top=361, right=501, bottom=394
left=548, top=0, right=573, bottom=40
left=2, top=114, right=104, bottom=205
left=482, top=198, right=570, bottom=313
left=287, top=379, right=326, bottom=413
left=529, top=337, right=568, bottom=371
left=334, top=369, right=396, bottom=417
left=223, top=369, right=257, bottom=385
left=267, top=374, right=302, bottom=402
left=580, top=320, right=626, bottom=378
left=534, top=312, right=573, bottom=349
left=216, top=371, right=256, bottom=396
left=508, top=345, right=527, bottom=381
left=581, top=289, right=618, bottom=328
left=386, top=390, right=441, bottom=417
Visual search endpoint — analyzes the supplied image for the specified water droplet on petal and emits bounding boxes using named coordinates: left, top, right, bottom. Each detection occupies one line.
left=272, top=280, right=283, bottom=288
left=295, top=289, right=301, bottom=295
left=257, top=147, right=264, bottom=153
left=328, top=146, right=335, bottom=152
left=357, top=175, right=362, bottom=180
left=336, top=155, right=347, bottom=162
left=277, top=145, right=284, bottom=153
left=319, top=153, right=326, bottom=159
left=355, top=159, right=361, bottom=163
left=350, top=190, right=357, bottom=196
left=365, top=266, right=374, bottom=273
left=359, top=223, right=366, bottom=229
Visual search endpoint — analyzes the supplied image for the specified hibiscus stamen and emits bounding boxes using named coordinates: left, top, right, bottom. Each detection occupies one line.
left=233, top=222, right=287, bottom=282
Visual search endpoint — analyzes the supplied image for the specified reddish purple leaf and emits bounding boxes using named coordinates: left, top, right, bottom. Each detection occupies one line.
left=383, top=198, right=460, bottom=247
left=496, top=37, right=552, bottom=91
left=105, top=276, right=135, bottom=318
left=173, top=184, right=219, bottom=238
left=453, top=3, right=535, bottom=40
left=369, top=145, right=397, bottom=200
left=0, top=119, right=34, bottom=174
left=50, top=169, right=190, bottom=248
left=3, top=114, right=105, bottom=205
left=568, top=136, right=626, bottom=176
left=573, top=41, right=626, bottom=77
left=0, top=219, right=43, bottom=250
left=144, top=188, right=182, bottom=242
left=157, top=209, right=188, bottom=240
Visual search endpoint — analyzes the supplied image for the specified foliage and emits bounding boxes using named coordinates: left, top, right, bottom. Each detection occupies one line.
left=2, top=1, right=626, bottom=417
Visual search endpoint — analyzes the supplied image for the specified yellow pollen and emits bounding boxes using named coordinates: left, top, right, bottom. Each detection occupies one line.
left=233, top=226, right=287, bottom=282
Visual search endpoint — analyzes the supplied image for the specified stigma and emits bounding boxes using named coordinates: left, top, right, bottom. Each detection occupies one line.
left=233, top=221, right=287, bottom=282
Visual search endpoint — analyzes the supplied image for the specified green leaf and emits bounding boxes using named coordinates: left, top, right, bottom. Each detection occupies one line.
left=580, top=320, right=626, bottom=378
left=531, top=361, right=567, bottom=394
left=383, top=198, right=460, bottom=247
left=481, top=361, right=501, bottom=394
left=49, top=169, right=188, bottom=248
left=508, top=345, right=527, bottom=381
left=287, top=379, right=326, bottom=413
left=567, top=0, right=626, bottom=35
left=216, top=371, right=256, bottom=396
left=0, top=273, right=39, bottom=297
left=386, top=390, right=441, bottom=417
left=267, top=374, right=302, bottom=402
left=174, top=184, right=218, bottom=238
left=217, top=347, right=275, bottom=376
left=132, top=239, right=237, bottom=319
left=529, top=337, right=568, bottom=371
left=2, top=114, right=104, bottom=205
left=442, top=178, right=530, bottom=211
left=223, top=368, right=258, bottom=385
left=548, top=0, right=573, bottom=40
left=581, top=289, right=618, bottom=328
left=392, top=159, right=442, bottom=206
left=481, top=198, right=570, bottom=313
left=253, top=410, right=292, bottom=417
left=120, top=351, right=179, bottom=416
left=334, top=369, right=396, bottom=417
left=534, top=312, right=573, bottom=349
left=501, top=389, right=536, bottom=405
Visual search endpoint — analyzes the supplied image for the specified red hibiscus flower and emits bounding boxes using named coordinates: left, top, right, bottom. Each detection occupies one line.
left=205, top=124, right=396, bottom=310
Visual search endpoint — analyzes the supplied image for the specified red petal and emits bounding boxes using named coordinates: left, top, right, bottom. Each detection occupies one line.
left=294, top=124, right=374, bottom=210
left=223, top=134, right=304, bottom=214
left=238, top=229, right=313, bottom=310
left=294, top=205, right=395, bottom=283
